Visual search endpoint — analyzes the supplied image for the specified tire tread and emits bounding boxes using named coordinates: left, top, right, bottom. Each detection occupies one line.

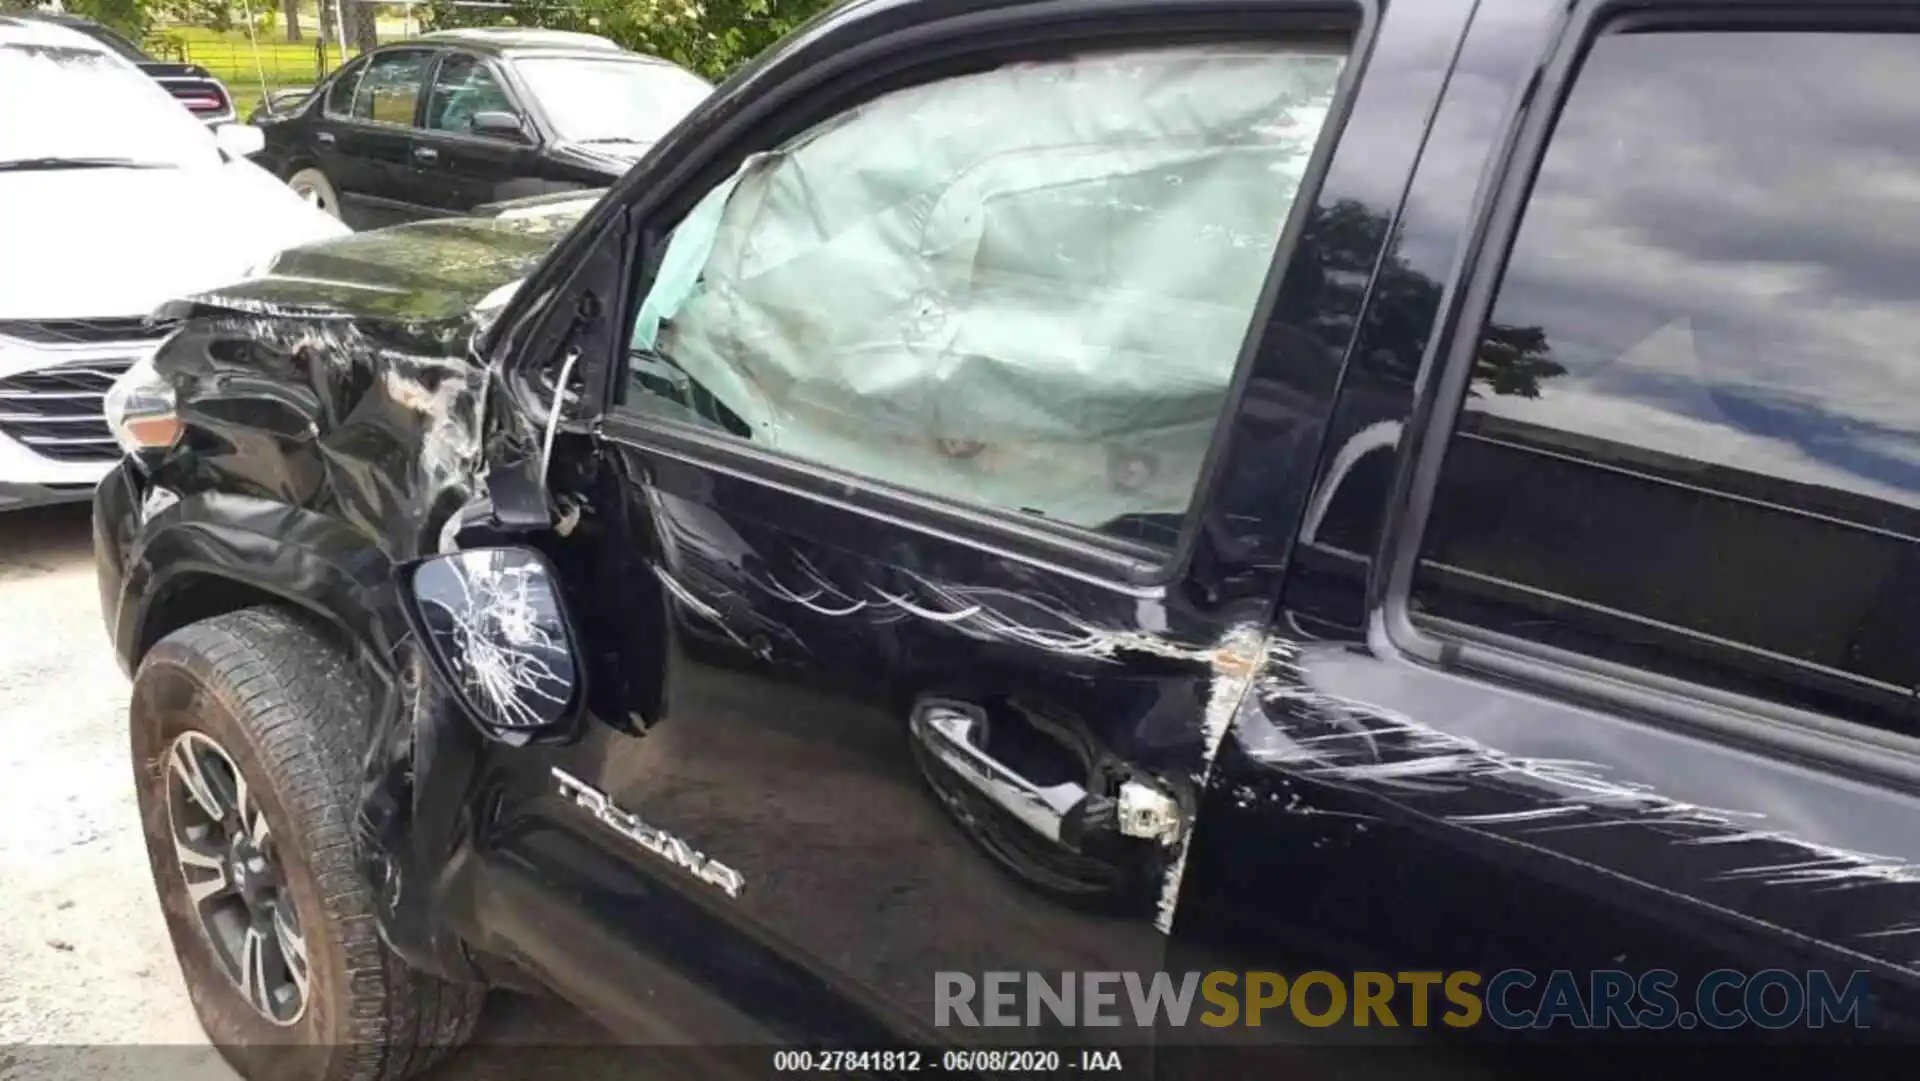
left=140, top=607, right=483, bottom=1081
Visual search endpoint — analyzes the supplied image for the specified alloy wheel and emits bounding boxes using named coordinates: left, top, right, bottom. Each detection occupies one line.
left=163, top=731, right=311, bottom=1026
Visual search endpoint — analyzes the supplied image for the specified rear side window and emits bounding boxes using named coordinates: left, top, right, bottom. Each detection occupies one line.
left=352, top=49, right=429, bottom=125
left=324, top=58, right=365, bottom=116
left=1413, top=31, right=1920, bottom=731
left=623, top=42, right=1347, bottom=548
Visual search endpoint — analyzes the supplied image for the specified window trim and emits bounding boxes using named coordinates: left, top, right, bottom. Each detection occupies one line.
left=584, top=6, right=1380, bottom=587
left=1374, top=0, right=1920, bottom=783
left=320, top=54, right=370, bottom=121
left=346, top=46, right=436, bottom=130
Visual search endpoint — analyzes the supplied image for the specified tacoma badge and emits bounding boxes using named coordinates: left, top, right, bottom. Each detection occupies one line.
left=553, top=767, right=746, bottom=898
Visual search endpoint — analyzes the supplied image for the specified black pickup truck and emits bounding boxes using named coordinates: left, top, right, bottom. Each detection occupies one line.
left=90, top=0, right=1920, bottom=1078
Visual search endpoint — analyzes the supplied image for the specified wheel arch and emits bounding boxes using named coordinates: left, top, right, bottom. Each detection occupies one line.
left=136, top=569, right=352, bottom=666
left=119, top=495, right=407, bottom=680
left=278, top=152, right=323, bottom=182
left=120, top=494, right=490, bottom=984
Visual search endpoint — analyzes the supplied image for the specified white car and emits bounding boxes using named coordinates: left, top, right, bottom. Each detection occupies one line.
left=0, top=15, right=346, bottom=511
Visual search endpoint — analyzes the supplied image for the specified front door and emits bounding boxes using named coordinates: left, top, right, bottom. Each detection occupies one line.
left=410, top=51, right=537, bottom=215
left=476, top=2, right=1400, bottom=1068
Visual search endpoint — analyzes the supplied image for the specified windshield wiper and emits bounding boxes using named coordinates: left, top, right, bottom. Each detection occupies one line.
left=572, top=137, right=647, bottom=146
left=0, top=156, right=165, bottom=172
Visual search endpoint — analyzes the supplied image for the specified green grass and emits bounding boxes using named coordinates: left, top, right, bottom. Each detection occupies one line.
left=146, top=23, right=407, bottom=117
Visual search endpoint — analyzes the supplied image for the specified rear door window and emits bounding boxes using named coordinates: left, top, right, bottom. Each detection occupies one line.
left=1413, top=30, right=1920, bottom=730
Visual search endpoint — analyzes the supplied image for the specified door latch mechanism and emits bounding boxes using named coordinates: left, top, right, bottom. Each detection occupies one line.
left=1115, top=782, right=1183, bottom=845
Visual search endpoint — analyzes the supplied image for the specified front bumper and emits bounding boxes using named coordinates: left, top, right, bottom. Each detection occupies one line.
left=0, top=477, right=99, bottom=511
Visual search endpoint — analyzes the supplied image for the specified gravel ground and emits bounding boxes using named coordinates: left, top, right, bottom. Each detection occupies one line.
left=0, top=503, right=606, bottom=1081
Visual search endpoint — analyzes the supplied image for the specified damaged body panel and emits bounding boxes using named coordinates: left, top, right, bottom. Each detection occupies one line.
left=1171, top=639, right=1920, bottom=1054
left=95, top=199, right=588, bottom=980
left=1170, top=0, right=1920, bottom=1066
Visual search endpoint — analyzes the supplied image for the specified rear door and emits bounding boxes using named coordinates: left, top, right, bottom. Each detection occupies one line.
left=410, top=50, right=541, bottom=215
left=330, top=46, right=432, bottom=224
left=472, top=0, right=1466, bottom=1066
left=1171, top=0, right=1920, bottom=1067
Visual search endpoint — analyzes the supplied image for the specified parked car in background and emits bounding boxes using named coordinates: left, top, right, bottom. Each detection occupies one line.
left=250, top=27, right=712, bottom=229
left=17, top=10, right=237, bottom=124
left=0, top=15, right=344, bottom=512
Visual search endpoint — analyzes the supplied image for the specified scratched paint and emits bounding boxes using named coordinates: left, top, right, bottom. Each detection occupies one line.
left=657, top=554, right=1279, bottom=934
left=1232, top=644, right=1920, bottom=969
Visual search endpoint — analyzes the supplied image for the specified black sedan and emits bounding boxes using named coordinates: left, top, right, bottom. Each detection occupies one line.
left=16, top=10, right=235, bottom=124
left=249, top=27, right=712, bottom=229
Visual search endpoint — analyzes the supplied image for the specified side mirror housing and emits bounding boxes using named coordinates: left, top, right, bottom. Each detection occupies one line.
left=213, top=121, right=266, bottom=159
left=396, top=546, right=584, bottom=744
left=471, top=110, right=529, bottom=142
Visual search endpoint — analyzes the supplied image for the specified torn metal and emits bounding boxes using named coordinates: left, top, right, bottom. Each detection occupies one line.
left=148, top=197, right=590, bottom=553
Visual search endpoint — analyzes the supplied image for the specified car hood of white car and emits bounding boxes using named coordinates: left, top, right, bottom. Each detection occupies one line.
left=0, top=156, right=347, bottom=322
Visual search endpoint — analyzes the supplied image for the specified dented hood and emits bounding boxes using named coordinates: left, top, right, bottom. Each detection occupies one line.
left=166, top=194, right=598, bottom=328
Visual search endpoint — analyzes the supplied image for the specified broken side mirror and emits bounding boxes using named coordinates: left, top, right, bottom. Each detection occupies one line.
left=397, top=546, right=585, bottom=744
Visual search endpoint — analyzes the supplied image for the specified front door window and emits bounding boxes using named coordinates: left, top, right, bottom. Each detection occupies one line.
left=624, top=43, right=1346, bottom=546
left=425, top=54, right=517, bottom=135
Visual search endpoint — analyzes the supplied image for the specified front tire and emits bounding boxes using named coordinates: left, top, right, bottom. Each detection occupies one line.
left=286, top=166, right=342, bottom=220
left=131, top=608, right=482, bottom=1081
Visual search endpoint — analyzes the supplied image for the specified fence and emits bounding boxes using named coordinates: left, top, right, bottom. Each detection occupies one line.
left=144, top=30, right=364, bottom=116
left=138, top=1, right=569, bottom=118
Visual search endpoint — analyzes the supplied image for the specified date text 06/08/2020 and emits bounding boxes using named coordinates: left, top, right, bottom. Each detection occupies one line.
left=769, top=1049, right=1124, bottom=1073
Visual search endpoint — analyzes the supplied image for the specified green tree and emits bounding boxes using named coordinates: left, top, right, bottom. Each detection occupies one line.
left=149, top=0, right=238, bottom=32
left=345, top=0, right=376, bottom=53
left=62, top=0, right=151, bottom=37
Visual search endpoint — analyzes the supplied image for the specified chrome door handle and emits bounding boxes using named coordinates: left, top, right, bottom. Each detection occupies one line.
left=912, top=699, right=1187, bottom=849
left=414, top=145, right=438, bottom=162
left=315, top=131, right=335, bottom=145
left=910, top=700, right=1088, bottom=844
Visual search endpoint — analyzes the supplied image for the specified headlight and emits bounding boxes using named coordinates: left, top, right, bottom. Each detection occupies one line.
left=103, top=351, right=181, bottom=461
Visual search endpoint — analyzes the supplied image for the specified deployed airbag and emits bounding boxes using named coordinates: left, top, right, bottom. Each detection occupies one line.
left=634, top=42, right=1347, bottom=533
